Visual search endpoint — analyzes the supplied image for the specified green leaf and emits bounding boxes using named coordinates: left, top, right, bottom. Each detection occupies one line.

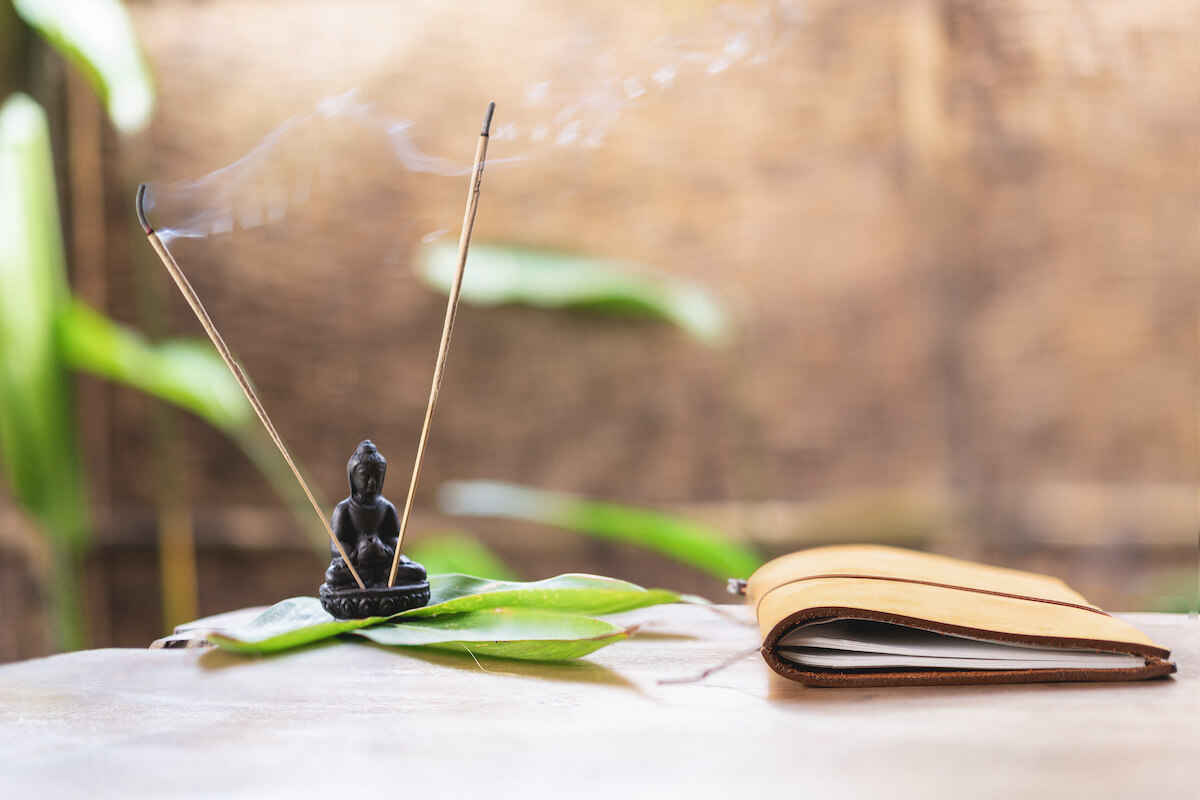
left=0, top=95, right=84, bottom=536
left=54, top=298, right=340, bottom=559
left=415, top=243, right=732, bottom=346
left=352, top=608, right=629, bottom=661
left=13, top=0, right=155, bottom=133
left=0, top=93, right=89, bottom=649
left=206, top=597, right=387, bottom=655
left=57, top=298, right=250, bottom=432
left=204, top=572, right=691, bottom=655
left=439, top=481, right=763, bottom=580
left=408, top=573, right=691, bottom=619
left=0, top=93, right=85, bottom=541
left=405, top=531, right=518, bottom=581
left=55, top=299, right=338, bottom=559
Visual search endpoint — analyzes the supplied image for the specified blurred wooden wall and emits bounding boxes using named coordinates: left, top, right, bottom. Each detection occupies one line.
left=1, top=0, right=1196, bottom=661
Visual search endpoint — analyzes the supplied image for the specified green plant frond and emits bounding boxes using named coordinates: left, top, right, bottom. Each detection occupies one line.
left=13, top=0, right=155, bottom=133
left=56, top=298, right=250, bottom=432
left=415, top=242, right=733, bottom=346
left=0, top=93, right=89, bottom=650
left=0, top=93, right=87, bottom=548
left=438, top=480, right=763, bottom=580
left=55, top=299, right=339, bottom=558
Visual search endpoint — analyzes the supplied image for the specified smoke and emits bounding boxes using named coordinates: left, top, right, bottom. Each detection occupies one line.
left=143, top=2, right=805, bottom=244
left=142, top=88, right=474, bottom=244
left=511, top=1, right=803, bottom=150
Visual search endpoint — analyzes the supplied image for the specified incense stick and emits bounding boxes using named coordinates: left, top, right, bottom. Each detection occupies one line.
left=389, top=102, right=495, bottom=587
left=135, top=185, right=366, bottom=591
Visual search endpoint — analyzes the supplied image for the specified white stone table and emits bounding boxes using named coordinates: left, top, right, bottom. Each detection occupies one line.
left=0, top=607, right=1195, bottom=798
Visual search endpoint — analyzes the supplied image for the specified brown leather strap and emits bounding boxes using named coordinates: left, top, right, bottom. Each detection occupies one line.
left=755, top=573, right=1111, bottom=617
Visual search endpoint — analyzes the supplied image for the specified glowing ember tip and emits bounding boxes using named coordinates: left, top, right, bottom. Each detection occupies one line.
left=135, top=183, right=152, bottom=234
left=481, top=102, right=495, bottom=136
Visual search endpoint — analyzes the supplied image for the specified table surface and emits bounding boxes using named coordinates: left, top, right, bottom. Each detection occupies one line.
left=0, top=606, right=1196, bottom=799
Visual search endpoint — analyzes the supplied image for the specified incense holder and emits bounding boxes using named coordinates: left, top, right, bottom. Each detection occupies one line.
left=319, top=583, right=430, bottom=619
left=319, top=440, right=430, bottom=619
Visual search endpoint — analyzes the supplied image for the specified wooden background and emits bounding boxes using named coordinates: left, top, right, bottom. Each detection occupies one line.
left=1, top=0, right=1197, bottom=661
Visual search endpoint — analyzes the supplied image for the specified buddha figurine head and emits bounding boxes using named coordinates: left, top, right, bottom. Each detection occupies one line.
left=348, top=440, right=386, bottom=502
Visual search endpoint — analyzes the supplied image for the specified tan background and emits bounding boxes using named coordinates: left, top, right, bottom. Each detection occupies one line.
left=0, top=0, right=1197, bottom=660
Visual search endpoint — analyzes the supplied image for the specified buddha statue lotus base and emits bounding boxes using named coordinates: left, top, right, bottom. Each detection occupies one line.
left=318, top=580, right=431, bottom=619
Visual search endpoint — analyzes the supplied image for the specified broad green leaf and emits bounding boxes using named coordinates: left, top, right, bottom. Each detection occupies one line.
left=13, top=0, right=155, bottom=133
left=415, top=243, right=732, bottom=346
left=57, top=298, right=250, bottom=431
left=352, top=608, right=629, bottom=661
left=206, top=597, right=388, bottom=655
left=406, top=573, right=692, bottom=619
left=205, top=572, right=691, bottom=654
left=406, top=531, right=518, bottom=581
left=0, top=93, right=88, bottom=649
left=439, top=481, right=762, bottom=580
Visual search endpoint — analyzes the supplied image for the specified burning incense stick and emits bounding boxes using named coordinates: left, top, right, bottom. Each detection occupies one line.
left=135, top=184, right=366, bottom=591
left=389, top=102, right=495, bottom=587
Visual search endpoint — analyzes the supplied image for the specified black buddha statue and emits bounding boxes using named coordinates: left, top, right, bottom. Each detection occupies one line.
left=318, top=440, right=430, bottom=618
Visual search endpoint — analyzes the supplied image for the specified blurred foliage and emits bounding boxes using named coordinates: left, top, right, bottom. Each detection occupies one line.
left=1147, top=568, right=1200, bottom=615
left=11, top=0, right=154, bottom=133
left=0, top=93, right=89, bottom=649
left=0, top=0, right=154, bottom=652
left=415, top=242, right=732, bottom=346
left=58, top=296, right=337, bottom=556
left=438, top=480, right=762, bottom=580
left=58, top=299, right=247, bottom=431
left=406, top=530, right=518, bottom=581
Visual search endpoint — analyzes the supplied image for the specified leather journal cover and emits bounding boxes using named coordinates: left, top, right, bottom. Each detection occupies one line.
left=743, top=545, right=1176, bottom=687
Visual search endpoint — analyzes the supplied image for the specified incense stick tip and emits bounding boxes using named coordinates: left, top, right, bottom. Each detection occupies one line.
left=481, top=102, right=495, bottom=136
left=135, top=183, right=152, bottom=234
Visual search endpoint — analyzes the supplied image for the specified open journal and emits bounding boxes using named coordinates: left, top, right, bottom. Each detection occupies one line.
left=742, top=545, right=1177, bottom=687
